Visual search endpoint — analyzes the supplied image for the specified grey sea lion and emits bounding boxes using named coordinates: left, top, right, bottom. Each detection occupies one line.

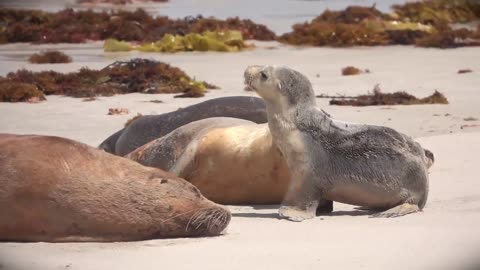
left=0, top=134, right=230, bottom=242
left=244, top=65, right=430, bottom=221
left=99, top=96, right=267, bottom=155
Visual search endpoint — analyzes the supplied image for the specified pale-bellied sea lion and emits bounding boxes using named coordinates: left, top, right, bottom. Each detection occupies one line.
left=126, top=117, right=296, bottom=206
left=126, top=115, right=434, bottom=207
left=99, top=96, right=267, bottom=155
left=244, top=65, right=430, bottom=221
left=0, top=134, right=230, bottom=242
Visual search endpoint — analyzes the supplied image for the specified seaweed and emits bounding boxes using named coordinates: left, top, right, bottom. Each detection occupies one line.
left=1, top=58, right=216, bottom=102
left=0, top=79, right=46, bottom=103
left=342, top=66, right=362, bottom=76
left=458, top=69, right=473, bottom=74
left=392, top=0, right=480, bottom=26
left=279, top=1, right=480, bottom=48
left=28, top=50, right=72, bottom=64
left=104, top=31, right=247, bottom=53
left=329, top=86, right=448, bottom=106
left=108, top=108, right=129, bottom=115
left=0, top=8, right=275, bottom=44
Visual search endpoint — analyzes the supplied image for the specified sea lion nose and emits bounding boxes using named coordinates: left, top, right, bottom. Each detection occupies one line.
left=244, top=65, right=263, bottom=79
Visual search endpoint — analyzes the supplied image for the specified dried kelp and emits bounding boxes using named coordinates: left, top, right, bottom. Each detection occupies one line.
left=0, top=8, right=275, bottom=44
left=0, top=59, right=216, bottom=102
left=329, top=88, right=448, bottom=106
left=28, top=51, right=72, bottom=64
left=279, top=1, right=480, bottom=48
left=0, top=80, right=46, bottom=103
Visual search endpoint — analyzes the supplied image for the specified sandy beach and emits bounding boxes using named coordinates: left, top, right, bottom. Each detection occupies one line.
left=0, top=39, right=480, bottom=269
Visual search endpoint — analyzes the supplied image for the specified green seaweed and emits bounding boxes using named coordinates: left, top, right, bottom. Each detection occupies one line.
left=105, top=31, right=246, bottom=53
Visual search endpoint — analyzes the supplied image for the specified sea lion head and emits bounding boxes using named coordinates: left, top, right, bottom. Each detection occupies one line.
left=244, top=65, right=316, bottom=107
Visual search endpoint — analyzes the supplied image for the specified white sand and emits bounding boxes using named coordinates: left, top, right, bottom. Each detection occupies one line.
left=0, top=42, right=479, bottom=269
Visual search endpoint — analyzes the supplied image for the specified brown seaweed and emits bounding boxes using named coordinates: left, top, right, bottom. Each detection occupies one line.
left=279, top=1, right=480, bottom=48
left=28, top=50, right=72, bottom=64
left=0, top=8, right=275, bottom=44
left=329, top=87, right=448, bottom=106
left=342, top=66, right=362, bottom=76
left=1, top=58, right=216, bottom=102
left=0, top=80, right=46, bottom=103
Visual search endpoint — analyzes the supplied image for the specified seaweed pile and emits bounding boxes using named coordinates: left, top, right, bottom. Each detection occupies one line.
left=104, top=31, right=247, bottom=52
left=328, top=87, right=449, bottom=106
left=28, top=51, right=72, bottom=64
left=0, top=58, right=217, bottom=102
left=279, top=0, right=480, bottom=48
left=341, top=66, right=370, bottom=76
left=0, top=8, right=275, bottom=44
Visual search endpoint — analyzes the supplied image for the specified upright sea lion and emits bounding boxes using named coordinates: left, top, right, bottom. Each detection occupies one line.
left=0, top=134, right=230, bottom=242
left=99, top=96, right=267, bottom=155
left=244, top=65, right=430, bottom=221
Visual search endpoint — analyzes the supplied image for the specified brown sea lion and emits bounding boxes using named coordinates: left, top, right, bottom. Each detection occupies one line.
left=126, top=117, right=290, bottom=205
left=0, top=134, right=230, bottom=242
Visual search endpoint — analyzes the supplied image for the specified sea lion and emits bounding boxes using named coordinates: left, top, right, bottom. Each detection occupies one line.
left=126, top=115, right=434, bottom=206
left=244, top=65, right=430, bottom=221
left=0, top=134, right=230, bottom=242
left=99, top=96, right=267, bottom=155
left=126, top=117, right=296, bottom=206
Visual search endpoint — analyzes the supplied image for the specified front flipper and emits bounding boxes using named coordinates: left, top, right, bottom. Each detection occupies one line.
left=279, top=173, right=320, bottom=222
left=370, top=203, right=420, bottom=218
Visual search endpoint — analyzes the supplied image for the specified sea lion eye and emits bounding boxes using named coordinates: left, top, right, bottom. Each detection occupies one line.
left=260, top=71, right=268, bottom=80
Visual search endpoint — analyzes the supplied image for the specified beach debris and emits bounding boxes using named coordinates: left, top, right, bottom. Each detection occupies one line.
left=28, top=51, right=72, bottom=64
left=328, top=85, right=448, bottom=106
left=0, top=8, right=275, bottom=44
left=341, top=66, right=370, bottom=76
left=461, top=124, right=480, bottom=129
left=0, top=80, right=46, bottom=103
left=108, top=108, right=129, bottom=115
left=278, top=1, right=480, bottom=48
left=124, top=113, right=143, bottom=126
left=458, top=69, right=473, bottom=74
left=82, top=97, right=97, bottom=102
left=0, top=58, right=216, bottom=102
left=104, top=31, right=247, bottom=53
left=144, top=99, right=163, bottom=103
left=464, top=117, right=478, bottom=121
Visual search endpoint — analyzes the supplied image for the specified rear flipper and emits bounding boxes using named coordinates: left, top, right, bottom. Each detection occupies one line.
left=370, top=203, right=420, bottom=218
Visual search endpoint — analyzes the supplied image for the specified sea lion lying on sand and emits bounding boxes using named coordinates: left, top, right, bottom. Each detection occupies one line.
left=244, top=65, right=431, bottom=221
left=99, top=96, right=267, bottom=155
left=0, top=134, right=230, bottom=242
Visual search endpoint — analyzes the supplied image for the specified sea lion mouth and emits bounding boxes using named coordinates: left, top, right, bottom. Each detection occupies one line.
left=185, top=206, right=231, bottom=236
left=243, top=75, right=256, bottom=92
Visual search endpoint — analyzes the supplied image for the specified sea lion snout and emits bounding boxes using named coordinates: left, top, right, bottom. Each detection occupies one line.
left=244, top=65, right=264, bottom=90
